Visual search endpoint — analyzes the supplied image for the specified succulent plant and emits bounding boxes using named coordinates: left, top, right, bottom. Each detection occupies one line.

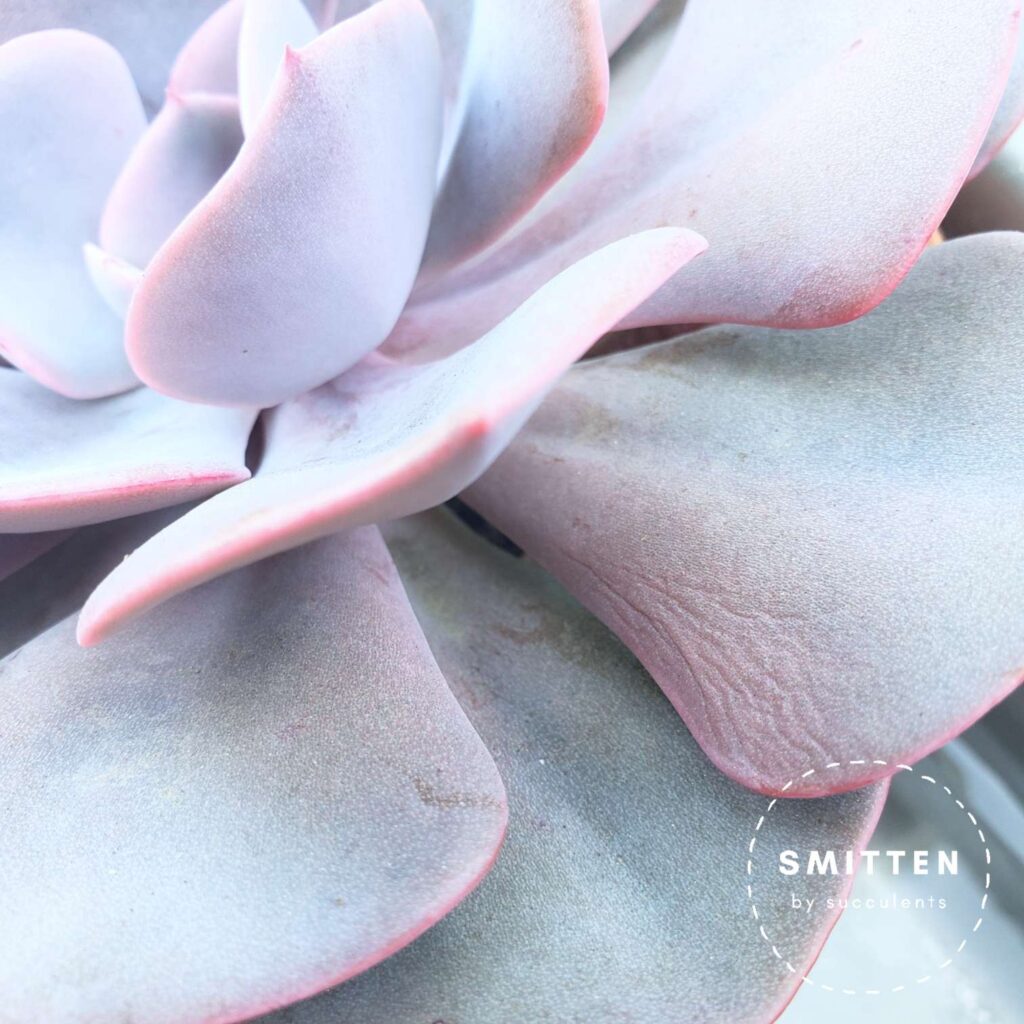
left=1, top=1, right=1022, bottom=1021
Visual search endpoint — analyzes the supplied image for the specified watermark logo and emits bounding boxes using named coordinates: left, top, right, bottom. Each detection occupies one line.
left=745, top=759, right=991, bottom=997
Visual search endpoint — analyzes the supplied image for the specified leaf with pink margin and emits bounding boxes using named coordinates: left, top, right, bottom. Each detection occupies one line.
left=465, top=233, right=1024, bottom=798
left=100, top=92, right=244, bottom=268
left=83, top=244, right=142, bottom=320
left=78, top=226, right=705, bottom=645
left=252, top=509, right=887, bottom=1024
left=238, top=0, right=318, bottom=135
left=0, top=531, right=70, bottom=585
left=0, top=0, right=223, bottom=112
left=419, top=0, right=608, bottom=276
left=0, top=367, right=256, bottom=532
left=127, top=0, right=442, bottom=407
left=0, top=528, right=506, bottom=1024
left=0, top=29, right=144, bottom=397
left=599, top=0, right=660, bottom=53
left=946, top=121, right=1024, bottom=235
left=388, top=0, right=1020, bottom=360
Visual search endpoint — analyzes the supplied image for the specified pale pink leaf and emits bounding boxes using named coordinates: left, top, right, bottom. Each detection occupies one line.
left=79, top=227, right=705, bottom=643
left=466, top=233, right=1024, bottom=796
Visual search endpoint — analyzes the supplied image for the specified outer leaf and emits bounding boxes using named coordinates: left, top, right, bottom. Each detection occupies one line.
left=0, top=29, right=144, bottom=397
left=127, top=0, right=443, bottom=407
left=419, top=0, right=608, bottom=275
left=389, top=0, right=1020, bottom=359
left=0, top=528, right=506, bottom=1024
left=78, top=227, right=706, bottom=644
left=466, top=233, right=1024, bottom=796
left=254, top=510, right=887, bottom=1024
left=100, top=91, right=244, bottom=268
left=0, top=367, right=256, bottom=531
left=0, top=0, right=222, bottom=112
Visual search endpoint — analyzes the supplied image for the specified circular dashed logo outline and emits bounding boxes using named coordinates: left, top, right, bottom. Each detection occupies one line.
left=745, top=759, right=991, bottom=996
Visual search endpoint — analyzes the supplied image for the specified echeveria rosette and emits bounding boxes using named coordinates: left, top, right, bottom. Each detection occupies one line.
left=0, top=0, right=1023, bottom=1022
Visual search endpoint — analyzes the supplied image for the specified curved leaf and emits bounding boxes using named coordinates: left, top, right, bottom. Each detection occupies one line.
left=0, top=527, right=506, bottom=1024
left=169, top=0, right=244, bottom=96
left=0, top=0, right=223, bottom=112
left=254, top=510, right=886, bottom=1024
left=238, top=0, right=318, bottom=134
left=466, top=232, right=1024, bottom=796
left=127, top=0, right=443, bottom=406
left=0, top=367, right=255, bottom=532
left=0, top=29, right=144, bottom=396
left=82, top=244, right=142, bottom=320
left=599, top=0, right=660, bottom=53
left=78, top=227, right=705, bottom=644
left=420, top=0, right=608, bottom=275
left=389, top=0, right=1019, bottom=359
left=100, top=91, right=244, bottom=268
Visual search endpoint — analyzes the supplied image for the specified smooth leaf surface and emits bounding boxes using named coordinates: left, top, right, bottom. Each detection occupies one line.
left=0, top=0, right=222, bottom=111
left=238, top=0, right=318, bottom=135
left=0, top=367, right=256, bottom=532
left=0, top=29, right=144, bottom=396
left=0, top=528, right=506, bottom=1024
left=83, top=243, right=142, bottom=320
left=127, top=0, right=443, bottom=406
left=101, top=91, right=244, bottom=268
left=169, top=0, right=244, bottom=95
left=419, top=0, right=607, bottom=275
left=78, top=227, right=705, bottom=644
left=599, top=0, right=660, bottom=53
left=467, top=233, right=1024, bottom=796
left=389, top=0, right=1019, bottom=359
left=256, top=510, right=887, bottom=1024
left=971, top=14, right=1024, bottom=175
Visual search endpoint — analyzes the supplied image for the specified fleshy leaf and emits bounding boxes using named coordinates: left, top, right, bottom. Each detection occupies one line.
left=0, top=0, right=223, bottom=112
left=599, top=0, right=661, bottom=53
left=253, top=510, right=887, bottom=1024
left=389, top=0, right=1020, bottom=359
left=238, top=0, right=319, bottom=135
left=0, top=528, right=506, bottom=1023
left=0, top=367, right=256, bottom=532
left=78, top=227, right=706, bottom=644
left=0, top=531, right=70, bottom=585
left=83, top=244, right=142, bottom=320
left=946, top=122, right=1024, bottom=236
left=419, top=0, right=608, bottom=275
left=169, top=0, right=245, bottom=95
left=0, top=29, right=144, bottom=397
left=971, top=16, right=1024, bottom=175
left=127, top=0, right=443, bottom=406
left=465, top=232, right=1024, bottom=797
left=100, top=92, right=244, bottom=268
